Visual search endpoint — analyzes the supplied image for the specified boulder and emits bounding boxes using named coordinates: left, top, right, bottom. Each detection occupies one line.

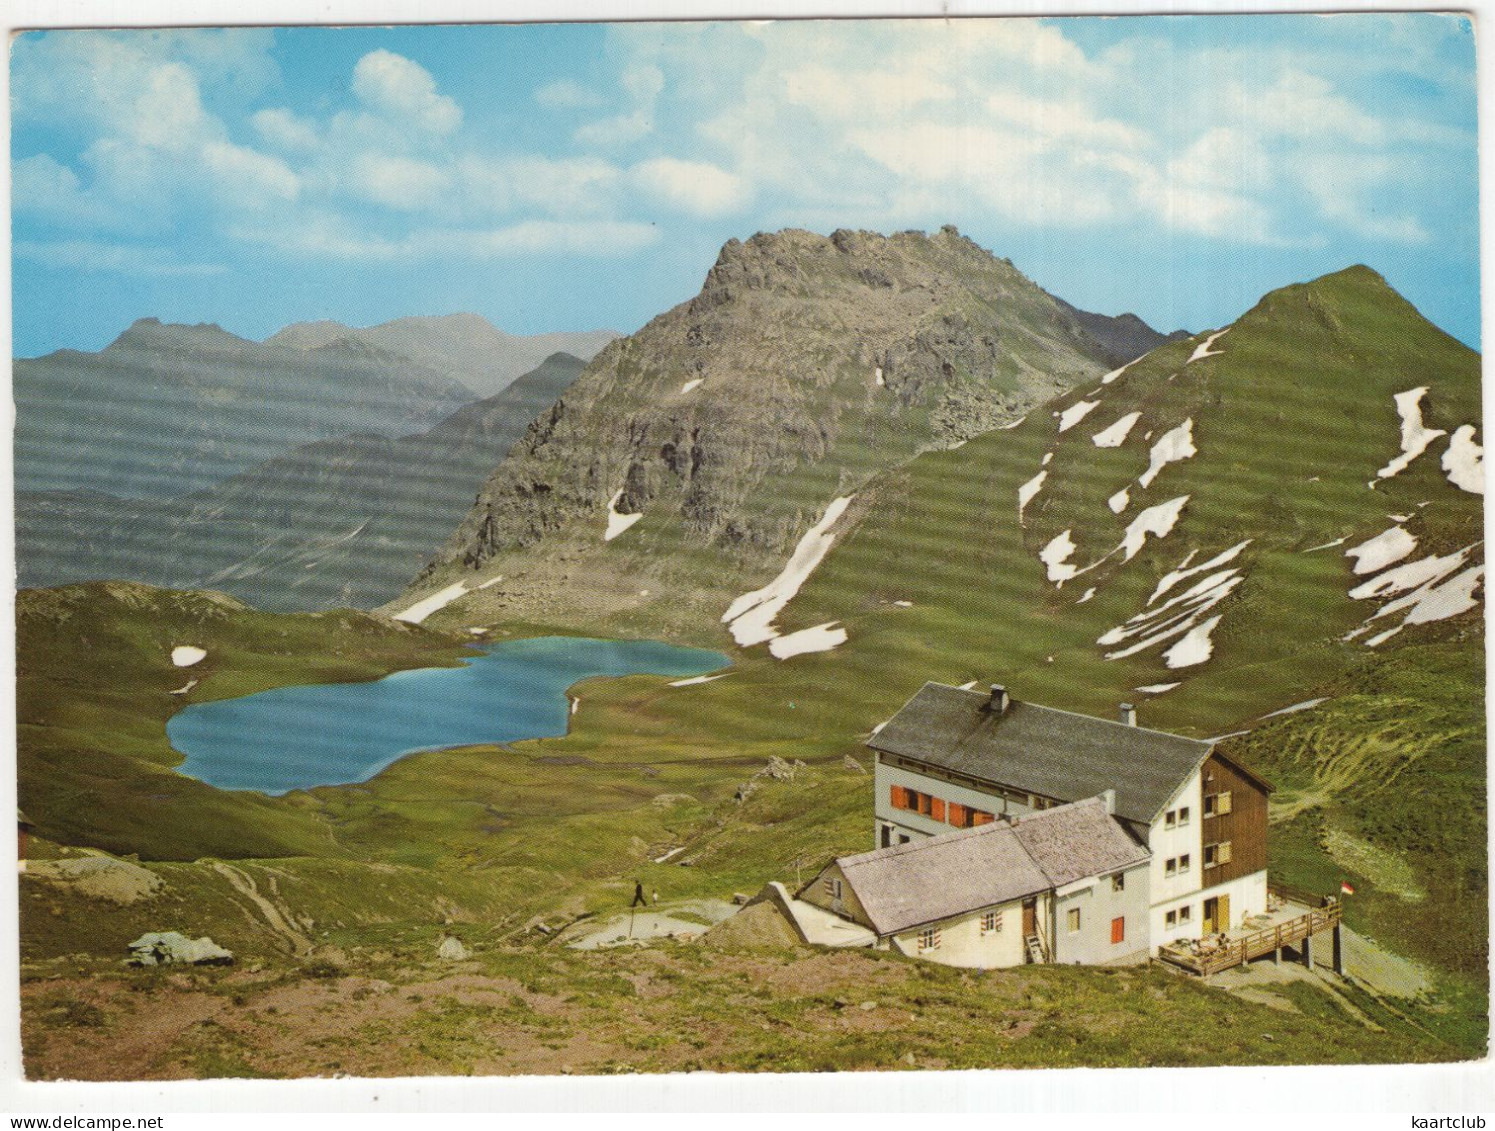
left=842, top=754, right=866, bottom=774
left=127, top=931, right=233, bottom=967
left=763, top=756, right=796, bottom=781
left=436, top=935, right=471, bottom=961
left=28, top=856, right=165, bottom=904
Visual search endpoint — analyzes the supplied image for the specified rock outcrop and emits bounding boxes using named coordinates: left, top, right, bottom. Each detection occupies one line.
left=127, top=932, right=233, bottom=966
left=408, top=227, right=1173, bottom=627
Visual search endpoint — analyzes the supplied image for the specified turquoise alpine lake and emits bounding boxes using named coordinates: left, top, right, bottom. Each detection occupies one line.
left=167, top=636, right=730, bottom=794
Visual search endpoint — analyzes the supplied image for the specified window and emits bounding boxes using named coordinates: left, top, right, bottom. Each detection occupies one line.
left=981, top=910, right=1002, bottom=934
left=1066, top=908, right=1081, bottom=933
left=1204, top=842, right=1233, bottom=869
left=1178, top=904, right=1192, bottom=924
left=1179, top=853, right=1191, bottom=874
left=1204, top=790, right=1233, bottom=817
left=1165, top=909, right=1177, bottom=928
left=1111, top=872, right=1125, bottom=893
left=1165, top=809, right=1176, bottom=829
left=947, top=803, right=996, bottom=829
left=1178, top=806, right=1190, bottom=825
left=918, top=927, right=941, bottom=951
left=1165, top=857, right=1177, bottom=878
left=1111, top=916, right=1125, bottom=945
left=825, top=877, right=843, bottom=899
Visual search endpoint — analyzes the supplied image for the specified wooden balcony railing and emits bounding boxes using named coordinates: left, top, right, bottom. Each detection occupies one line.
left=1158, top=900, right=1342, bottom=977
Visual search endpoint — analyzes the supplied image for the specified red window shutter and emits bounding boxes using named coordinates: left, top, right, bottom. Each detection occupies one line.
left=1111, top=916, right=1125, bottom=945
left=890, top=785, right=905, bottom=810
left=973, top=810, right=994, bottom=826
left=931, top=798, right=946, bottom=822
left=948, top=802, right=965, bottom=826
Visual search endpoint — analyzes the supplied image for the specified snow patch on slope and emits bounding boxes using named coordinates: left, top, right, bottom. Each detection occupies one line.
left=1149, top=540, right=1251, bottom=606
left=1345, top=526, right=1417, bottom=575
left=1442, top=424, right=1484, bottom=493
left=1303, top=537, right=1347, bottom=553
left=1119, top=496, right=1190, bottom=561
left=1377, top=388, right=1446, bottom=480
left=1017, top=470, right=1047, bottom=520
left=670, top=673, right=730, bottom=688
left=1138, top=419, right=1196, bottom=489
left=1092, top=412, right=1141, bottom=449
left=1344, top=541, right=1483, bottom=646
left=769, top=622, right=848, bottom=659
left=1162, top=615, right=1224, bottom=669
left=723, top=496, right=854, bottom=647
left=1040, top=530, right=1080, bottom=583
left=1101, top=358, right=1139, bottom=385
left=171, top=645, right=207, bottom=668
left=605, top=490, right=644, bottom=541
left=1108, top=488, right=1130, bottom=515
left=393, top=582, right=469, bottom=625
left=1057, top=400, right=1101, bottom=433
left=1187, top=329, right=1228, bottom=363
left=680, top=378, right=703, bottom=395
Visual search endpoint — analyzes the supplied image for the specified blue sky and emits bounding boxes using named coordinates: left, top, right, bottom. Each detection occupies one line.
left=9, top=14, right=1480, bottom=357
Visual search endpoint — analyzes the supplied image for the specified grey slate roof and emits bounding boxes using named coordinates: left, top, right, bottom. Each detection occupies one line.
left=867, top=682, right=1213, bottom=824
left=832, top=797, right=1148, bottom=936
left=1009, top=797, right=1151, bottom=888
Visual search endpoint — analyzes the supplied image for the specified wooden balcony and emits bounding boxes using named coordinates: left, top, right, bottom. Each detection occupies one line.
left=1158, top=887, right=1343, bottom=977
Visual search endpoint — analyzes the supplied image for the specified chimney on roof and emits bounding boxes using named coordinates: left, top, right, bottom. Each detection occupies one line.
left=989, top=684, right=1010, bottom=714
left=1119, top=702, right=1137, bottom=727
left=1100, top=788, right=1117, bottom=814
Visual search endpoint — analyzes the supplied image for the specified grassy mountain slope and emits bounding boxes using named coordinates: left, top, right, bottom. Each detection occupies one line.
left=403, top=227, right=1175, bottom=634
left=17, top=353, right=588, bottom=611
left=14, top=319, right=475, bottom=500
left=16, top=583, right=471, bottom=859
left=16, top=265, right=1484, bottom=1071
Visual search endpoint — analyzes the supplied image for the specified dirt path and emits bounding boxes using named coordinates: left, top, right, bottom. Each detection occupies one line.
left=209, top=862, right=314, bottom=955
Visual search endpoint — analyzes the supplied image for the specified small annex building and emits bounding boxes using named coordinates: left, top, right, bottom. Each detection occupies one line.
left=798, top=795, right=1151, bottom=968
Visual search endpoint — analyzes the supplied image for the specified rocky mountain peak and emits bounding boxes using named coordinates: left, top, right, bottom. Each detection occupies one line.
left=412, top=227, right=1179, bottom=623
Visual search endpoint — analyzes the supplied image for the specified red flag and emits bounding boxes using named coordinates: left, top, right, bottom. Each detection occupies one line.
left=1341, top=880, right=1356, bottom=896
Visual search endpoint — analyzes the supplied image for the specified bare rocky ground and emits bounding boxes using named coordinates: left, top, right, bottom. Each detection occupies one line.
left=22, top=912, right=1462, bottom=1081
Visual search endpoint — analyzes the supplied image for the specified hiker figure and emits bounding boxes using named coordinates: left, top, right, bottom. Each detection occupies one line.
left=652, top=889, right=659, bottom=906
left=631, top=880, right=646, bottom=907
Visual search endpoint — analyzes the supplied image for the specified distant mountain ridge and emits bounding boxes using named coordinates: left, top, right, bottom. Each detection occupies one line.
left=15, top=317, right=476, bottom=501
left=404, top=225, right=1177, bottom=630
left=17, top=353, right=589, bottom=612
left=265, top=312, right=618, bottom=397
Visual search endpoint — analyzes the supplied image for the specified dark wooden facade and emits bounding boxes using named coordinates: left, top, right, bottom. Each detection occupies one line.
left=1199, top=753, right=1270, bottom=888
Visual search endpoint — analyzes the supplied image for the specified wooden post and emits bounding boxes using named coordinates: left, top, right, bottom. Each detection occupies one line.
left=1332, top=923, right=1345, bottom=976
left=1301, top=931, right=1314, bottom=969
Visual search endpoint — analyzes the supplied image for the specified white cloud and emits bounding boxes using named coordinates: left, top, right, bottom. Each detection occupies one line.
left=986, top=91, right=1148, bottom=152
left=14, top=238, right=226, bottom=277
left=1167, top=128, right=1273, bottom=193
left=351, top=49, right=462, bottom=135
left=12, top=155, right=117, bottom=226
left=253, top=108, right=321, bottom=153
left=631, top=158, right=749, bottom=217
left=351, top=153, right=449, bottom=211
left=202, top=141, right=301, bottom=208
left=233, top=212, right=659, bottom=261
left=574, top=64, right=666, bottom=147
